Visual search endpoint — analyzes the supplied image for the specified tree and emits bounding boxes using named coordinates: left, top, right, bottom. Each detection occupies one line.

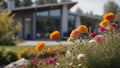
left=114, top=10, right=120, bottom=28
left=0, top=0, right=7, bottom=9
left=60, top=0, right=71, bottom=2
left=75, top=7, right=83, bottom=14
left=104, top=1, right=120, bottom=27
left=104, top=1, right=118, bottom=14
left=22, top=0, right=33, bottom=7
left=35, top=0, right=57, bottom=5
left=15, top=0, right=22, bottom=7
left=0, top=11, right=22, bottom=45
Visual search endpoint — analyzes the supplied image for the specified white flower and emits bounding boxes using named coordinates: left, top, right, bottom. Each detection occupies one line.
left=66, top=49, right=71, bottom=57
left=77, top=54, right=85, bottom=60
left=56, top=62, right=60, bottom=65
left=78, top=64, right=82, bottom=67
left=68, top=63, right=73, bottom=66
left=89, top=39, right=95, bottom=43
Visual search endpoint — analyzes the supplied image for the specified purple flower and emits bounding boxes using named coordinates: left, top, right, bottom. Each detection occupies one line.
left=111, top=23, right=118, bottom=28
left=98, top=27, right=108, bottom=33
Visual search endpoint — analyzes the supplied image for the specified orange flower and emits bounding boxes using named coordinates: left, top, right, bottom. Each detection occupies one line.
left=18, top=53, right=21, bottom=59
left=50, top=31, right=60, bottom=40
left=70, top=29, right=80, bottom=38
left=77, top=25, right=88, bottom=33
left=35, top=41, right=45, bottom=51
left=46, top=48, right=51, bottom=52
left=67, top=37, right=74, bottom=42
left=103, top=13, right=115, bottom=21
left=100, top=20, right=109, bottom=27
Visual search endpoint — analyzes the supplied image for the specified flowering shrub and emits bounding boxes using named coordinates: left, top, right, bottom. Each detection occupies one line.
left=6, top=13, right=120, bottom=68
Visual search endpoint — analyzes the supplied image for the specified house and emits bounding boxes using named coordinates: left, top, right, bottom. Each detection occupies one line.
left=4, top=0, right=100, bottom=40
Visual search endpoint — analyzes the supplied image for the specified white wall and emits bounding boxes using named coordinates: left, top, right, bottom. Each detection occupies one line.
left=61, top=5, right=68, bottom=38
left=75, top=15, right=81, bottom=27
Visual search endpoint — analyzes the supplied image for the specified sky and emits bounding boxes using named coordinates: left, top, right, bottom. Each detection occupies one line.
left=70, top=0, right=120, bottom=15
left=32, top=0, right=120, bottom=15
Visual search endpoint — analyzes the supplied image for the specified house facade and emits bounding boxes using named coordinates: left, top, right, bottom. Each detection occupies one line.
left=5, top=0, right=100, bottom=40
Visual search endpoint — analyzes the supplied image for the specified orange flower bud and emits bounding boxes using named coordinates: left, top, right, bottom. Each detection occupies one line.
left=35, top=41, right=45, bottom=51
left=100, top=20, right=109, bottom=27
left=70, top=29, right=80, bottom=38
left=50, top=31, right=60, bottom=40
left=77, top=25, right=88, bottom=33
left=103, top=13, right=115, bottom=21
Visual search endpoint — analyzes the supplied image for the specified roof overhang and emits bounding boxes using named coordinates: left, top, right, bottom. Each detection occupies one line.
left=69, top=12, right=102, bottom=20
left=5, top=2, right=77, bottom=14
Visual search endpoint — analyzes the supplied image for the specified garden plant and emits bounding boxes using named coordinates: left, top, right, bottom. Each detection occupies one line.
left=5, top=13, right=120, bottom=68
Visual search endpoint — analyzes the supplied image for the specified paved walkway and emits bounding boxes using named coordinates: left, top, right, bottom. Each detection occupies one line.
left=18, top=40, right=73, bottom=46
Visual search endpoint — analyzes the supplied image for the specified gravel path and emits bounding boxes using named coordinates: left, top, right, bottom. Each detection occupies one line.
left=18, top=41, right=73, bottom=46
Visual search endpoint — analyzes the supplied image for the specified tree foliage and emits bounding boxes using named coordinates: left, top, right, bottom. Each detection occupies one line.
left=75, top=7, right=83, bottom=14
left=0, top=0, right=7, bottom=9
left=35, top=0, right=57, bottom=5
left=114, top=11, right=120, bottom=28
left=60, top=0, right=71, bottom=2
left=0, top=11, right=22, bottom=43
left=104, top=1, right=120, bottom=28
left=104, top=1, right=118, bottom=14
left=15, top=0, right=22, bottom=7
left=22, top=0, right=33, bottom=6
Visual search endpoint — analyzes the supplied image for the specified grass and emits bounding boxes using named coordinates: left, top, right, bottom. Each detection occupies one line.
left=0, top=45, right=70, bottom=54
left=0, top=46, right=34, bottom=54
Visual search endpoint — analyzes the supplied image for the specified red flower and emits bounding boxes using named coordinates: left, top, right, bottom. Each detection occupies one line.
left=89, top=32, right=97, bottom=38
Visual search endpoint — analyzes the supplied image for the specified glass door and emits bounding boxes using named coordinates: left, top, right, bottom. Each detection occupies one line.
left=36, top=18, right=61, bottom=39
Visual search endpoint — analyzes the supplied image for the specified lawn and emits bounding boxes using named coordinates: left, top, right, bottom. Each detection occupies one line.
left=0, top=45, right=68, bottom=54
left=0, top=46, right=34, bottom=54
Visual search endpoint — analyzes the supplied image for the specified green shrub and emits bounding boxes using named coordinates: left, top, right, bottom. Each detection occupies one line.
left=0, top=50, right=5, bottom=64
left=0, top=10, right=22, bottom=46
left=0, top=41, right=16, bottom=46
left=4, top=51, right=18, bottom=64
left=0, top=48, right=18, bottom=65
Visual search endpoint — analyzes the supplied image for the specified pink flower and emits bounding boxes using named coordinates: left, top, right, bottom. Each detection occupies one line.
left=98, top=27, right=108, bottom=33
left=46, top=56, right=57, bottom=65
left=51, top=56, right=57, bottom=61
left=46, top=60, right=53, bottom=65
left=94, top=35, right=104, bottom=44
left=111, top=23, right=118, bottom=28
left=89, top=32, right=97, bottom=38
left=32, top=56, right=41, bottom=67
left=70, top=29, right=80, bottom=38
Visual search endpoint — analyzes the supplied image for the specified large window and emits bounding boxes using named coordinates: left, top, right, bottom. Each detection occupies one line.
left=50, top=9, right=61, bottom=17
left=68, top=14, right=75, bottom=32
left=36, top=9, right=61, bottom=39
left=37, top=11, right=49, bottom=16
